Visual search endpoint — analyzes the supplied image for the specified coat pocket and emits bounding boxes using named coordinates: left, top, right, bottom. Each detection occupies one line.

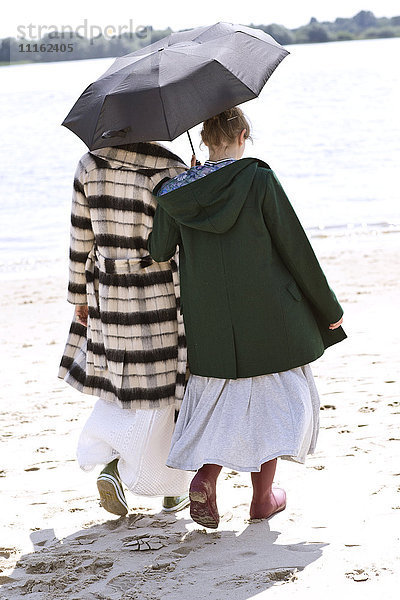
left=286, top=280, right=303, bottom=302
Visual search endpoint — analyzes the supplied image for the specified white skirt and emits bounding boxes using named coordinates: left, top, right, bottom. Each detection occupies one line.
left=167, top=364, right=320, bottom=472
left=76, top=398, right=192, bottom=497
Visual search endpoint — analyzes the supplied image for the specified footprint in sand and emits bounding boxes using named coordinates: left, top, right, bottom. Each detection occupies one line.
left=15, top=574, right=80, bottom=596
left=25, top=558, right=66, bottom=574
left=345, top=566, right=388, bottom=582
left=71, top=532, right=104, bottom=545
left=198, top=559, right=233, bottom=572
left=320, top=404, right=336, bottom=410
left=197, top=550, right=258, bottom=573
left=104, top=518, right=126, bottom=531
left=108, top=572, right=139, bottom=591
left=74, top=558, right=114, bottom=573
left=146, top=560, right=176, bottom=572
left=123, top=536, right=165, bottom=551
left=171, top=545, right=194, bottom=556
left=181, top=530, right=221, bottom=544
left=215, top=567, right=302, bottom=587
left=267, top=568, right=302, bottom=582
left=0, top=547, right=18, bottom=561
left=129, top=516, right=169, bottom=529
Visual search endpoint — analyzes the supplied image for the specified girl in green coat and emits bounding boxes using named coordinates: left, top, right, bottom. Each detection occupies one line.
left=148, top=107, right=346, bottom=529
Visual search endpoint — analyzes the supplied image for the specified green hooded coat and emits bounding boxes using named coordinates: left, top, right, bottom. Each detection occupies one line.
left=148, top=158, right=346, bottom=379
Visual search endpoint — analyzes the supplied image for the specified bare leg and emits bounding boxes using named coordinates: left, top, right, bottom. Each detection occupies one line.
left=189, top=464, right=222, bottom=529
left=250, top=458, right=287, bottom=520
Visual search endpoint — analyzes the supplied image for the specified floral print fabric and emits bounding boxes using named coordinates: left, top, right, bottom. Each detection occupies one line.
left=157, top=159, right=236, bottom=195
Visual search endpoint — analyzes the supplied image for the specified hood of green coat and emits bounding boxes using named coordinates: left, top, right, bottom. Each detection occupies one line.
left=152, top=157, right=270, bottom=233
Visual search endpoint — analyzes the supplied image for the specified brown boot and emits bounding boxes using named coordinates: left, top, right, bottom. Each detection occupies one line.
left=189, top=464, right=222, bottom=529
left=250, top=458, right=287, bottom=520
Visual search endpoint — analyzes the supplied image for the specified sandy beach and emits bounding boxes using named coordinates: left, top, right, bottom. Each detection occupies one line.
left=0, top=231, right=399, bottom=600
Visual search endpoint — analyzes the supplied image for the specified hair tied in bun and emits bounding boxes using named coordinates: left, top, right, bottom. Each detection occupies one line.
left=200, top=106, right=252, bottom=149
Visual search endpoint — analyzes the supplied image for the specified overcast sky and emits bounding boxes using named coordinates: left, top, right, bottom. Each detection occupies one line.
left=3, top=0, right=400, bottom=39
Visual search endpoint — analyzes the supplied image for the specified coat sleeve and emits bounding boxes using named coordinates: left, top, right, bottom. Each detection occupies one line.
left=262, top=170, right=344, bottom=324
left=67, top=160, right=95, bottom=305
left=148, top=204, right=180, bottom=262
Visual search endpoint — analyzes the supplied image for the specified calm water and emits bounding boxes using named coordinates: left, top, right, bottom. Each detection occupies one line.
left=0, top=38, right=399, bottom=276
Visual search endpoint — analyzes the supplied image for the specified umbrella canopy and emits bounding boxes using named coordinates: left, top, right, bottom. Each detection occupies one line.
left=62, top=22, right=289, bottom=150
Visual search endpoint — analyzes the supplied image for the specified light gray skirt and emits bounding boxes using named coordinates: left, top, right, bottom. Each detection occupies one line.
left=167, top=364, right=320, bottom=472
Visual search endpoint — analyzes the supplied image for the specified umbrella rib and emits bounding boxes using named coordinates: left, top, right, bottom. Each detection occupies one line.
left=157, top=78, right=172, bottom=141
left=188, top=25, right=284, bottom=48
left=98, top=52, right=158, bottom=86
left=167, top=37, right=285, bottom=62
left=190, top=25, right=230, bottom=43
left=162, top=52, right=260, bottom=96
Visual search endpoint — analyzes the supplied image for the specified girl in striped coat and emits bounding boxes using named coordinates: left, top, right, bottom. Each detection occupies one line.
left=59, top=141, right=192, bottom=515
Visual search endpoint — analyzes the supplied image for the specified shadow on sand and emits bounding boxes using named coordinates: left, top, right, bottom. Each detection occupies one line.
left=1, top=510, right=326, bottom=599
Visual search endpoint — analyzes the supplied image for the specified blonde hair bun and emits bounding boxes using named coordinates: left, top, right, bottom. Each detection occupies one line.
left=201, top=107, right=252, bottom=149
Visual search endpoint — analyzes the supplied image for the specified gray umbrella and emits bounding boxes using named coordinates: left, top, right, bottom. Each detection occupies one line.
left=62, top=22, right=289, bottom=151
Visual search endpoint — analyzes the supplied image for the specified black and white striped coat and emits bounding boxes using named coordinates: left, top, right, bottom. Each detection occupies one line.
left=58, top=142, right=188, bottom=409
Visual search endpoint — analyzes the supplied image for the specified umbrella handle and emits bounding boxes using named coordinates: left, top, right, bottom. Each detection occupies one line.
left=187, top=131, right=201, bottom=166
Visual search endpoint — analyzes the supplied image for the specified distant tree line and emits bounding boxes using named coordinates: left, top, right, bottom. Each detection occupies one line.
left=253, top=11, right=400, bottom=45
left=1, top=11, right=399, bottom=65
left=0, top=26, right=173, bottom=64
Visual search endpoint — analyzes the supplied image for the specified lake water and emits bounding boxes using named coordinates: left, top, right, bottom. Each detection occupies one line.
left=0, top=37, right=399, bottom=277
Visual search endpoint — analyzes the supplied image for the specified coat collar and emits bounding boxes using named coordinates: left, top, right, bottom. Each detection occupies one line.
left=90, top=142, right=187, bottom=171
